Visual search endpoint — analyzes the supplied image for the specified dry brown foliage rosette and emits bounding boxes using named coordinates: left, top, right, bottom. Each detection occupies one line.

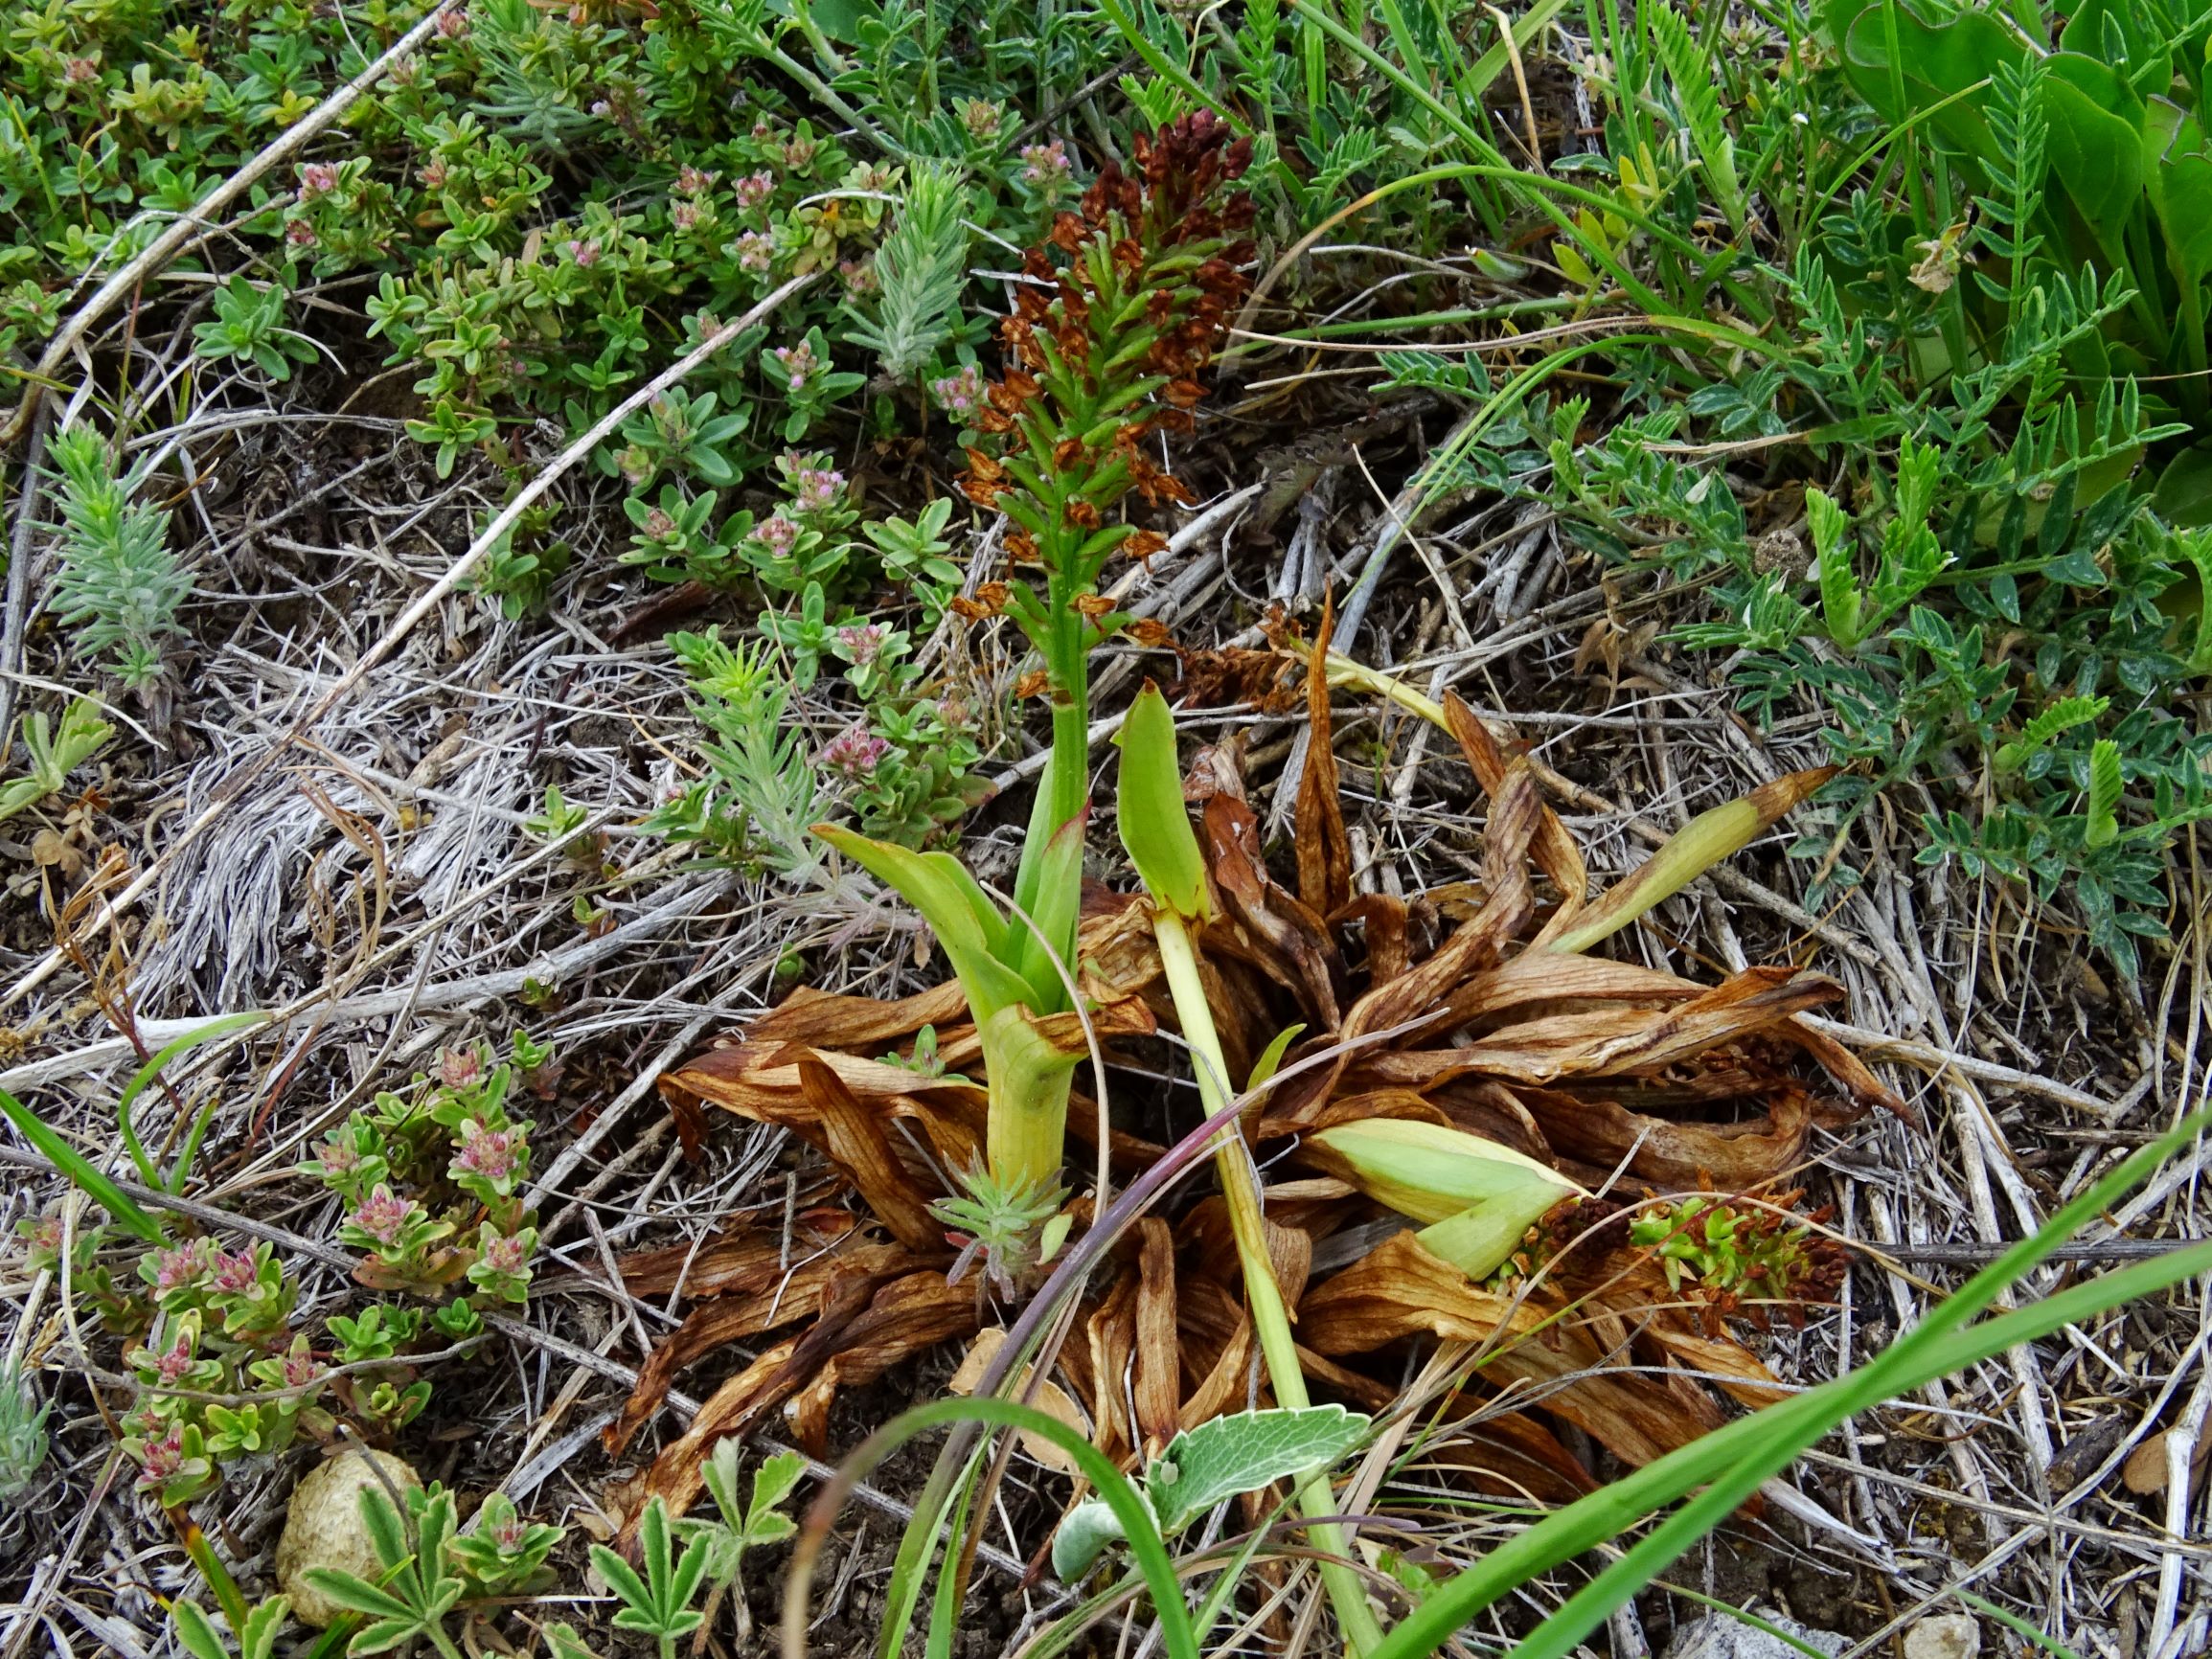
left=608, top=633, right=1906, bottom=1532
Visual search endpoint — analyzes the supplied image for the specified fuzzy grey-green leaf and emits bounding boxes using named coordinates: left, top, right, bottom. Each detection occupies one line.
left=1148, top=1405, right=1372, bottom=1535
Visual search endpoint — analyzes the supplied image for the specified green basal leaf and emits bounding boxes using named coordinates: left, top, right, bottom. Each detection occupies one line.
left=1112, top=683, right=1211, bottom=922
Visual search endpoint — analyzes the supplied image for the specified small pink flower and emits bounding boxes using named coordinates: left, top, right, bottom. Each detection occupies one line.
left=440, top=1046, right=483, bottom=1090
left=352, top=1186, right=419, bottom=1248
left=299, top=162, right=339, bottom=197
left=754, top=514, right=800, bottom=557
left=959, top=100, right=1003, bottom=141
left=434, top=6, right=468, bottom=38
left=420, top=157, right=449, bottom=191
left=734, top=170, right=774, bottom=210
left=930, top=364, right=985, bottom=419
left=1019, top=140, right=1071, bottom=187
left=316, top=1133, right=360, bottom=1175
left=490, top=1512, right=529, bottom=1551
left=838, top=258, right=878, bottom=297
left=771, top=339, right=821, bottom=393
left=64, top=57, right=99, bottom=83
left=565, top=238, right=600, bottom=267
left=149, top=1244, right=206, bottom=1295
left=22, top=1213, right=64, bottom=1258
left=149, top=1333, right=196, bottom=1385
left=733, top=230, right=773, bottom=274
left=750, top=117, right=779, bottom=145
left=821, top=725, right=890, bottom=781
left=589, top=99, right=613, bottom=120
left=480, top=1230, right=531, bottom=1275
left=837, top=624, right=886, bottom=665
left=454, top=1119, right=523, bottom=1183
left=671, top=200, right=700, bottom=233
left=285, top=218, right=317, bottom=246
left=137, top=1426, right=186, bottom=1487
left=209, top=1249, right=258, bottom=1295
left=787, top=464, right=843, bottom=514
left=677, top=165, right=717, bottom=195
left=782, top=135, right=817, bottom=170
left=642, top=507, right=676, bottom=541
left=283, top=1349, right=323, bottom=1389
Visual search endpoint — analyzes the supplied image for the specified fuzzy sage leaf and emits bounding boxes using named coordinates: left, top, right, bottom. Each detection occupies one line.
left=1052, top=1405, right=1374, bottom=1579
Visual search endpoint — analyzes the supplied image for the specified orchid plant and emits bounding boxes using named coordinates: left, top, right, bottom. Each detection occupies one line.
left=815, top=115, right=1255, bottom=1259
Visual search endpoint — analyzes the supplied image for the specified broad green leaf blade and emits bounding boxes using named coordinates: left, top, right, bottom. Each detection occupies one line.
left=2086, top=739, right=2123, bottom=847
left=1309, top=1117, right=1583, bottom=1226
left=1245, top=1024, right=1305, bottom=1094
left=587, top=1542, right=653, bottom=1615
left=815, top=826, right=1032, bottom=1019
left=2145, top=102, right=2212, bottom=289
left=2044, top=54, right=2147, bottom=244
left=356, top=1484, right=409, bottom=1573
left=296, top=1571, right=415, bottom=1623
left=342, top=1617, right=423, bottom=1655
left=240, top=1596, right=290, bottom=1659
left=1808, top=488, right=1861, bottom=649
left=1112, top=683, right=1210, bottom=922
left=1148, top=1404, right=1372, bottom=1535
left=1828, top=0, right=2018, bottom=170
left=746, top=1450, right=808, bottom=1536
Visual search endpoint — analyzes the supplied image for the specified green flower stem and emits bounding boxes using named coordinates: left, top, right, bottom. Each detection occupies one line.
left=1152, top=909, right=1387, bottom=1656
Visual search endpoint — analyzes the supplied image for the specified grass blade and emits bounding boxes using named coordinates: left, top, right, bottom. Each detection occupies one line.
left=783, top=1397, right=1199, bottom=1659
left=0, top=1085, right=166, bottom=1242
left=1369, top=1107, right=2212, bottom=1659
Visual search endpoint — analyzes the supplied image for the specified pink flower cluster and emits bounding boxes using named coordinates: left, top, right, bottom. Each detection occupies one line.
left=772, top=338, right=823, bottom=392
left=453, top=1119, right=524, bottom=1183
left=821, top=724, right=890, bottom=780
left=930, top=363, right=985, bottom=419
left=787, top=462, right=844, bottom=513
left=734, top=230, right=773, bottom=273
left=351, top=1186, right=421, bottom=1248
left=754, top=514, right=800, bottom=557
left=479, top=1229, right=532, bottom=1276
left=1019, top=140, right=1071, bottom=187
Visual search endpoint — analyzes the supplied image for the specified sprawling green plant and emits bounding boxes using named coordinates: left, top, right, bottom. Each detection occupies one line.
left=1816, top=0, right=2212, bottom=439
